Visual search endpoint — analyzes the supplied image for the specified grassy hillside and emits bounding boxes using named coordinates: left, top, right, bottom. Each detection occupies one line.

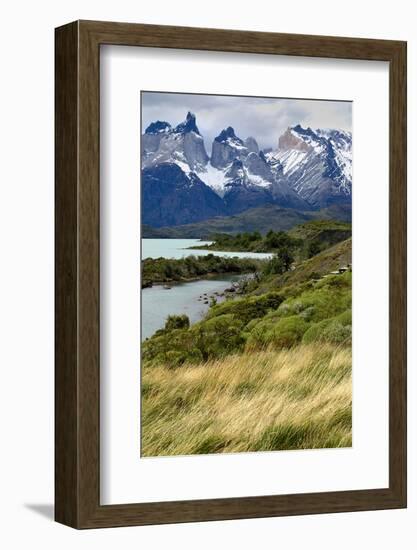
left=143, top=269, right=351, bottom=363
left=249, top=238, right=352, bottom=296
left=284, top=238, right=352, bottom=285
left=142, top=204, right=352, bottom=239
left=289, top=220, right=351, bottom=248
left=142, top=343, right=351, bottom=456
left=141, top=226, right=352, bottom=457
left=142, top=269, right=352, bottom=455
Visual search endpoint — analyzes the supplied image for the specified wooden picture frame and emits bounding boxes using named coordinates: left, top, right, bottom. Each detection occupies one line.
left=55, top=20, right=407, bottom=529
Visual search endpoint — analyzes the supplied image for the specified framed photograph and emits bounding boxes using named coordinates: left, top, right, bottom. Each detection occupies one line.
left=55, top=20, right=407, bottom=528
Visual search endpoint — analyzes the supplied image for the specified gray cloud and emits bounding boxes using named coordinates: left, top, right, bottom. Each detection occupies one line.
left=141, top=91, right=352, bottom=153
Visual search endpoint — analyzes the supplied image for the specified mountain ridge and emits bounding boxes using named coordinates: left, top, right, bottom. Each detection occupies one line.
left=142, top=203, right=352, bottom=239
left=141, top=112, right=352, bottom=227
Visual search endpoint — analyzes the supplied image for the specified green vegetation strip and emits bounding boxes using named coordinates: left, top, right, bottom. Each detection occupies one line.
left=188, top=220, right=351, bottom=257
left=142, top=254, right=262, bottom=288
left=143, top=271, right=351, bottom=366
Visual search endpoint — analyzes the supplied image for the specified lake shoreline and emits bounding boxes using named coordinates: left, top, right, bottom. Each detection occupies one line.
left=141, top=273, right=244, bottom=340
left=142, top=269, right=250, bottom=289
left=142, top=254, right=264, bottom=288
left=142, top=238, right=272, bottom=260
left=141, top=238, right=272, bottom=340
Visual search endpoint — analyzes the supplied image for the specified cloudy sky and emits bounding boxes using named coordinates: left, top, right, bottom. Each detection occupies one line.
left=141, top=91, right=352, bottom=153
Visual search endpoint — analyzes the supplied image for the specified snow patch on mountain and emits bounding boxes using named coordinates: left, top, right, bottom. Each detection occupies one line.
left=316, top=128, right=352, bottom=183
left=247, top=173, right=273, bottom=188
left=268, top=149, right=309, bottom=176
left=197, top=162, right=273, bottom=198
left=197, top=164, right=228, bottom=197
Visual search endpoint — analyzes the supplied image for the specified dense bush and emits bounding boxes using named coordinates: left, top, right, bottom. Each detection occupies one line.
left=192, top=314, right=245, bottom=360
left=276, top=273, right=351, bottom=323
left=142, top=313, right=245, bottom=367
left=164, top=350, right=189, bottom=369
left=303, top=310, right=352, bottom=345
left=263, top=247, right=294, bottom=275
left=165, top=314, right=190, bottom=331
left=246, top=315, right=309, bottom=350
left=322, top=321, right=352, bottom=345
left=301, top=319, right=331, bottom=344
left=307, top=240, right=322, bottom=258
left=207, top=291, right=284, bottom=325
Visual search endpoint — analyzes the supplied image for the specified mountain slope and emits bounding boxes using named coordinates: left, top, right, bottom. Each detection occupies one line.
left=251, top=238, right=352, bottom=296
left=142, top=163, right=226, bottom=227
left=141, top=204, right=351, bottom=239
left=266, top=125, right=352, bottom=207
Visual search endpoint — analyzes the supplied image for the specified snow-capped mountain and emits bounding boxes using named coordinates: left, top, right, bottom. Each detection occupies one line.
left=142, top=112, right=209, bottom=173
left=199, top=126, right=307, bottom=212
left=141, top=113, right=352, bottom=227
left=266, top=125, right=352, bottom=207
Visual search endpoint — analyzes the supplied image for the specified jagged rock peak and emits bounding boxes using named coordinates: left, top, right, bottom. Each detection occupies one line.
left=174, top=112, right=200, bottom=134
left=215, top=126, right=243, bottom=144
left=245, top=136, right=259, bottom=154
left=278, top=126, right=311, bottom=152
left=245, top=152, right=274, bottom=183
left=145, top=120, right=172, bottom=134
left=225, top=158, right=245, bottom=181
left=293, top=123, right=310, bottom=133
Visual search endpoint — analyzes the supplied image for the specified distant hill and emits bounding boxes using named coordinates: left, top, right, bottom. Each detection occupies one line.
left=251, top=238, right=352, bottom=296
left=142, top=203, right=351, bottom=239
left=289, top=220, right=351, bottom=255
left=286, top=238, right=352, bottom=286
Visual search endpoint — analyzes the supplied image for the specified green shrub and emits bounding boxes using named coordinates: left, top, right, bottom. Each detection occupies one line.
left=277, top=275, right=351, bottom=322
left=186, top=348, right=204, bottom=364
left=207, top=292, right=284, bottom=326
left=307, top=240, right=322, bottom=258
left=302, top=319, right=332, bottom=344
left=165, top=314, right=190, bottom=331
left=302, top=310, right=352, bottom=345
left=268, top=316, right=309, bottom=348
left=322, top=321, right=352, bottom=345
left=164, top=350, right=187, bottom=368
left=335, top=309, right=352, bottom=326
left=142, top=328, right=195, bottom=364
left=247, top=315, right=309, bottom=350
left=192, top=314, right=244, bottom=359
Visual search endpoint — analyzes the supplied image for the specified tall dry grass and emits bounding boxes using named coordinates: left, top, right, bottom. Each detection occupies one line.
left=141, top=343, right=351, bottom=457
